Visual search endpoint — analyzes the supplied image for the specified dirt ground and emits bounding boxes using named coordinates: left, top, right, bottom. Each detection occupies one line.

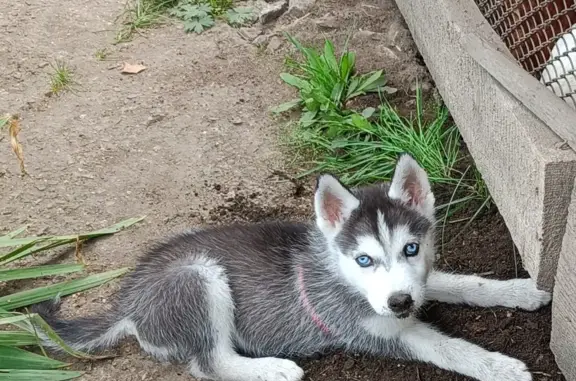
left=0, top=0, right=564, bottom=380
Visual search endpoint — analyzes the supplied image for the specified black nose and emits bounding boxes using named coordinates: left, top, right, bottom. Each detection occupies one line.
left=388, top=293, right=414, bottom=313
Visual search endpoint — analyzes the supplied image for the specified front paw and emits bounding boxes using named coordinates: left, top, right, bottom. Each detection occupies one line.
left=506, top=279, right=551, bottom=311
left=483, top=353, right=531, bottom=381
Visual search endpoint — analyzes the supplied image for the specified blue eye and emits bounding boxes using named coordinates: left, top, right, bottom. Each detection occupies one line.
left=404, top=243, right=419, bottom=257
left=355, top=255, right=374, bottom=268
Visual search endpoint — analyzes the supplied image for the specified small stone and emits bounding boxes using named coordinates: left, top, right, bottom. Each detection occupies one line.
left=386, top=20, right=411, bottom=49
left=38, top=62, right=49, bottom=68
left=266, top=36, right=283, bottom=53
left=146, top=114, right=165, bottom=126
left=410, top=82, right=431, bottom=92
left=259, top=0, right=288, bottom=24
left=343, top=358, right=355, bottom=370
left=381, top=46, right=400, bottom=61
left=354, top=30, right=378, bottom=40
left=315, top=14, right=338, bottom=29
left=24, top=100, right=36, bottom=110
left=252, top=34, right=270, bottom=47
left=287, top=0, right=316, bottom=18
left=225, top=191, right=236, bottom=202
left=238, top=27, right=262, bottom=42
left=231, top=119, right=243, bottom=125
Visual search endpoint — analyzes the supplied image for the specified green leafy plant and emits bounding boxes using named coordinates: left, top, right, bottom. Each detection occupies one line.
left=207, top=0, right=232, bottom=15
left=116, top=0, right=178, bottom=42
left=0, top=218, right=143, bottom=380
left=170, top=3, right=214, bottom=33
left=49, top=60, right=79, bottom=95
left=272, top=33, right=388, bottom=128
left=0, top=115, right=8, bottom=130
left=291, top=89, right=462, bottom=187
left=273, top=34, right=493, bottom=230
left=115, top=0, right=253, bottom=40
left=225, top=7, right=255, bottom=27
left=94, top=48, right=111, bottom=61
left=169, top=0, right=254, bottom=33
left=285, top=90, right=493, bottom=227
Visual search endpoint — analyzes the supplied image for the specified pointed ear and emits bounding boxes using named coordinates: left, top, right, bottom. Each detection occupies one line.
left=314, top=174, right=360, bottom=238
left=388, top=154, right=435, bottom=218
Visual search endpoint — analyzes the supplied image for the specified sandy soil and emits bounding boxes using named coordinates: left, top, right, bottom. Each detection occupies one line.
left=0, top=0, right=563, bottom=380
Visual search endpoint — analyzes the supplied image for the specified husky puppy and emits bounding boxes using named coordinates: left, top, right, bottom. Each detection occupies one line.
left=34, top=154, right=551, bottom=381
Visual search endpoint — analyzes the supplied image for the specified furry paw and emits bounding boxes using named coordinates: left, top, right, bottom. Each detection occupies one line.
left=505, top=279, right=551, bottom=311
left=484, top=353, right=531, bottom=381
left=251, top=358, right=304, bottom=381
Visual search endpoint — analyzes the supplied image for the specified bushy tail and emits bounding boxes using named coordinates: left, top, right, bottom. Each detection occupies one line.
left=31, top=298, right=128, bottom=354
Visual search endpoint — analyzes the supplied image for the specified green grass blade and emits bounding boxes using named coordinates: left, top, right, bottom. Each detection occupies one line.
left=449, top=195, right=493, bottom=244
left=66, top=216, right=145, bottom=240
left=0, top=268, right=129, bottom=310
left=0, top=240, right=72, bottom=266
left=0, top=315, right=33, bottom=326
left=359, top=70, right=385, bottom=91
left=279, top=73, right=309, bottom=90
left=0, top=237, right=48, bottom=249
left=330, top=82, right=345, bottom=105
left=270, top=99, right=301, bottom=114
left=0, top=346, right=68, bottom=370
left=0, top=264, right=84, bottom=282
left=0, top=310, right=98, bottom=359
left=0, top=331, right=39, bottom=346
left=347, top=70, right=384, bottom=99
left=0, top=369, right=83, bottom=380
left=0, top=217, right=145, bottom=248
left=0, top=217, right=144, bottom=265
left=25, top=314, right=90, bottom=359
left=342, top=51, right=355, bottom=80
left=346, top=78, right=360, bottom=100
left=323, top=39, right=339, bottom=75
left=1, top=227, right=27, bottom=240
left=284, top=32, right=306, bottom=55
left=339, top=52, right=354, bottom=82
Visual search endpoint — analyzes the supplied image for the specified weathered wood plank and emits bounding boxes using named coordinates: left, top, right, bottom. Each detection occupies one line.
left=462, top=33, right=576, bottom=152
left=391, top=0, right=576, bottom=291
left=552, top=182, right=576, bottom=380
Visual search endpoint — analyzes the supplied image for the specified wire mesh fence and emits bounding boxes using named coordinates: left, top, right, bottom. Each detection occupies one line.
left=475, top=0, right=576, bottom=108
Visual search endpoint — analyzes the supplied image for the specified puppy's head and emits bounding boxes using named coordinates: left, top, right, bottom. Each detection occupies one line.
left=314, top=154, right=435, bottom=318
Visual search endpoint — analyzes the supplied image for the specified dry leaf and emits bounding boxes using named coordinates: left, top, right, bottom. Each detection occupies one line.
left=3, top=114, right=26, bottom=175
left=121, top=62, right=147, bottom=74
left=75, top=236, right=86, bottom=265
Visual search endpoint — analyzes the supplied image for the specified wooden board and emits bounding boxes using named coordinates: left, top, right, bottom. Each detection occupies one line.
left=462, top=33, right=576, bottom=152
left=391, top=0, right=576, bottom=291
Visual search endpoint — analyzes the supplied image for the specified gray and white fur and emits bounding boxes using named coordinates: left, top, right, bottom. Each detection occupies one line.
left=33, top=154, right=551, bottom=381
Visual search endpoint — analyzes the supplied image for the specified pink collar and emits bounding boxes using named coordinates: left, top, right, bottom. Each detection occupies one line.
left=296, top=265, right=333, bottom=336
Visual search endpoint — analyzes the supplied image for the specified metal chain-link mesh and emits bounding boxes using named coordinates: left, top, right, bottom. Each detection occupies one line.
left=475, top=0, right=576, bottom=108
